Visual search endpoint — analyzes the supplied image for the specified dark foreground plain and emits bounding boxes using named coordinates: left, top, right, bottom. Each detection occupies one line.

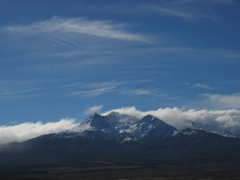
left=1, top=132, right=240, bottom=180
left=1, top=116, right=240, bottom=180
left=1, top=162, right=240, bottom=180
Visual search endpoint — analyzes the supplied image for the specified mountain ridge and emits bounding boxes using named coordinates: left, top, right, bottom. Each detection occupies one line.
left=50, top=112, right=178, bottom=142
left=1, top=113, right=240, bottom=167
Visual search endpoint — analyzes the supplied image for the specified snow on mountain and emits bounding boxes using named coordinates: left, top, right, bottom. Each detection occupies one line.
left=68, top=112, right=178, bottom=142
left=188, top=121, right=238, bottom=138
left=40, top=112, right=239, bottom=142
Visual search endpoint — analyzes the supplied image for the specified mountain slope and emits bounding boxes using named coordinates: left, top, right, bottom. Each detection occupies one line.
left=55, top=112, right=177, bottom=142
left=0, top=113, right=240, bottom=167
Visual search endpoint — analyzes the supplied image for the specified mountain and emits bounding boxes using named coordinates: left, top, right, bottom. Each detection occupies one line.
left=40, top=112, right=177, bottom=142
left=0, top=113, right=240, bottom=167
left=189, top=120, right=238, bottom=137
left=72, top=112, right=178, bottom=142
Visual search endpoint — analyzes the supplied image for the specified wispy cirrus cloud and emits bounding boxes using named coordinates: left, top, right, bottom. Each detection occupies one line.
left=121, top=89, right=166, bottom=97
left=0, top=88, right=40, bottom=101
left=64, top=81, right=123, bottom=97
left=150, top=6, right=211, bottom=22
left=92, top=0, right=234, bottom=22
left=67, top=87, right=116, bottom=97
left=210, top=0, right=235, bottom=3
left=175, top=0, right=235, bottom=4
left=181, top=82, right=214, bottom=90
left=63, top=81, right=167, bottom=99
left=0, top=80, right=44, bottom=101
left=3, top=16, right=149, bottom=42
left=130, top=89, right=157, bottom=96
left=132, top=0, right=236, bottom=22
left=150, top=6, right=217, bottom=22
left=194, top=83, right=214, bottom=90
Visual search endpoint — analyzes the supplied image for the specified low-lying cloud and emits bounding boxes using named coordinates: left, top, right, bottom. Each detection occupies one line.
left=202, top=93, right=240, bottom=109
left=1, top=106, right=240, bottom=145
left=103, top=107, right=240, bottom=136
left=84, top=105, right=103, bottom=115
left=0, top=119, right=78, bottom=145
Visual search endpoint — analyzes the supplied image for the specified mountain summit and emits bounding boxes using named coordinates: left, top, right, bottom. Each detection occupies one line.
left=73, top=112, right=177, bottom=142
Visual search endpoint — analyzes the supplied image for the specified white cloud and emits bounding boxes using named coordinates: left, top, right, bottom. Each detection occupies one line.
left=0, top=119, right=78, bottom=145
left=0, top=80, right=47, bottom=102
left=2, top=106, right=240, bottom=145
left=194, top=83, right=214, bottom=90
left=84, top=105, right=104, bottom=115
left=202, top=93, right=240, bottom=109
left=64, top=81, right=125, bottom=98
left=3, top=16, right=148, bottom=42
left=132, top=89, right=156, bottom=96
left=204, top=0, right=235, bottom=3
left=64, top=81, right=157, bottom=98
left=139, top=4, right=217, bottom=22
left=103, top=106, right=240, bottom=135
left=121, top=88, right=166, bottom=97
left=177, top=0, right=234, bottom=4
left=153, top=7, right=194, bottom=21
left=66, top=87, right=116, bottom=97
left=63, top=81, right=170, bottom=100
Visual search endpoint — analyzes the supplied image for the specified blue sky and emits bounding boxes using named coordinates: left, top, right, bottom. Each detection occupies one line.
left=1, top=0, right=240, bottom=125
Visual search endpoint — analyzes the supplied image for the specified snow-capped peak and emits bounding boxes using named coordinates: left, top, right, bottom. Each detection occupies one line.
left=73, top=113, right=177, bottom=141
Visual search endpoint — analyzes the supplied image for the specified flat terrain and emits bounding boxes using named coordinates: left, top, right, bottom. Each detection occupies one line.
left=1, top=162, right=240, bottom=180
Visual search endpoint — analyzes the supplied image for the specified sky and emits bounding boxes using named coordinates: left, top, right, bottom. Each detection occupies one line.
left=1, top=0, right=240, bottom=131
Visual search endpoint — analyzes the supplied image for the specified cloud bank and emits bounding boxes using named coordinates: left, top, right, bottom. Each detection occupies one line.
left=2, top=106, right=240, bottom=145
left=203, top=93, right=240, bottom=109
left=103, top=107, right=240, bottom=136
left=0, top=119, right=78, bottom=145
